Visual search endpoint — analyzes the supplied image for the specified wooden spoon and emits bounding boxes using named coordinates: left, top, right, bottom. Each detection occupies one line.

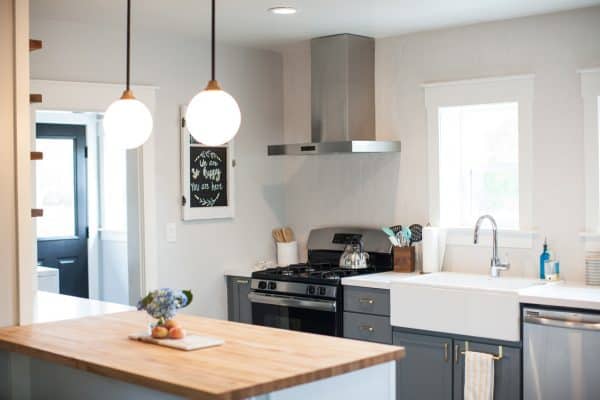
left=283, top=227, right=295, bottom=242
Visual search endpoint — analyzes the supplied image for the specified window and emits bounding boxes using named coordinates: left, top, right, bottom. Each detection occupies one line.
left=438, top=102, right=519, bottom=229
left=580, top=68, right=600, bottom=234
left=36, top=138, right=76, bottom=238
left=424, top=75, right=534, bottom=243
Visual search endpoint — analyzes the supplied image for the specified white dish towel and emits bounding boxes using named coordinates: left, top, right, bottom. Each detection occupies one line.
left=464, top=350, right=495, bottom=400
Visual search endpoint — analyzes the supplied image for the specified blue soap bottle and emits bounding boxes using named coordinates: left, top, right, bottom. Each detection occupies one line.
left=539, top=238, right=550, bottom=279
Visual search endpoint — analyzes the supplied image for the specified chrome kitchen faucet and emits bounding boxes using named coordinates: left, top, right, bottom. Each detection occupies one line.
left=473, top=215, right=510, bottom=277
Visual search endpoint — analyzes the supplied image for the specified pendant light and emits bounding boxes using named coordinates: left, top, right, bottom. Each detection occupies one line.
left=103, top=0, right=153, bottom=149
left=185, top=0, right=241, bottom=146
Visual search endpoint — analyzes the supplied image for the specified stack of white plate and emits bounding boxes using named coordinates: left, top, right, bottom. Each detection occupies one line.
left=585, top=251, right=600, bottom=285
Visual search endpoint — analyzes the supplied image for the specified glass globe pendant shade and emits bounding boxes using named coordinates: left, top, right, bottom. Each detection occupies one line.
left=103, top=90, right=153, bottom=150
left=185, top=80, right=241, bottom=146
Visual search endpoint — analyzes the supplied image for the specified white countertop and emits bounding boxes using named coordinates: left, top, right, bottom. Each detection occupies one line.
left=33, top=291, right=134, bottom=324
left=519, top=282, right=600, bottom=311
left=344, top=271, right=600, bottom=311
left=342, top=271, right=420, bottom=289
left=224, top=268, right=254, bottom=278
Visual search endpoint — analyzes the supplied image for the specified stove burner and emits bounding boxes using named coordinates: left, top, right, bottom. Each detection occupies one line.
left=254, top=262, right=375, bottom=283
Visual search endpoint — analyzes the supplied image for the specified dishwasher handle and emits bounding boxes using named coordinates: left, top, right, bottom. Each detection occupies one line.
left=524, top=309, right=600, bottom=331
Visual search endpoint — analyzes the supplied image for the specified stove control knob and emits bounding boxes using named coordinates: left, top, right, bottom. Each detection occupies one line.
left=318, top=287, right=327, bottom=296
left=258, top=281, right=267, bottom=290
left=268, top=281, right=277, bottom=290
left=307, top=286, right=316, bottom=295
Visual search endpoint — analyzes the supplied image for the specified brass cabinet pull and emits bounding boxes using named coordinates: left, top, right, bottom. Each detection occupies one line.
left=235, top=279, right=249, bottom=284
left=443, top=343, right=449, bottom=362
left=454, top=344, right=460, bottom=364
left=359, top=298, right=375, bottom=305
left=360, top=325, right=374, bottom=333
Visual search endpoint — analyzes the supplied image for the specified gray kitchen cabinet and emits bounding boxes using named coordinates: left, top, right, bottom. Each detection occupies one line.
left=453, top=340, right=521, bottom=400
left=226, top=276, right=252, bottom=324
left=344, top=312, right=392, bottom=344
left=344, top=286, right=390, bottom=316
left=393, top=331, right=453, bottom=400
left=343, top=286, right=392, bottom=344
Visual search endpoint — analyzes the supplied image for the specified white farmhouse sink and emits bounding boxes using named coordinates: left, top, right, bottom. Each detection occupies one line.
left=390, top=272, right=544, bottom=342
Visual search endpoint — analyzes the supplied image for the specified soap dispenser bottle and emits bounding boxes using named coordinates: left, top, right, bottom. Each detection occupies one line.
left=539, top=238, right=550, bottom=279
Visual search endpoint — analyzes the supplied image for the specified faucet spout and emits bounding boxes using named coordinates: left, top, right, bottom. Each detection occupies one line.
left=473, top=215, right=509, bottom=277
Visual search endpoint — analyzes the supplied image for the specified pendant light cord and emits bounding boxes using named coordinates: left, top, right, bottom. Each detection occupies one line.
left=126, top=0, right=131, bottom=91
left=211, top=0, right=215, bottom=81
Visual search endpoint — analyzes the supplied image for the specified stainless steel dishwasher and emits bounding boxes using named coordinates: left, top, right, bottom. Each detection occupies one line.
left=523, top=307, right=600, bottom=400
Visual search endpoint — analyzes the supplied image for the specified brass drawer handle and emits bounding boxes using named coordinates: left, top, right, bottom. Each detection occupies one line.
left=235, top=279, right=249, bottom=284
left=455, top=344, right=459, bottom=364
left=359, top=298, right=375, bottom=305
left=360, top=325, right=374, bottom=333
left=444, top=343, right=449, bottom=362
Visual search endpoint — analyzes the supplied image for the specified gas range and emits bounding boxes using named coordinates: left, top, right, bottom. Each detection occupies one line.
left=251, top=263, right=380, bottom=299
left=249, top=227, right=393, bottom=337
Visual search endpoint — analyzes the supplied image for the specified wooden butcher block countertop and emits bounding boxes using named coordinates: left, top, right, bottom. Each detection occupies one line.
left=0, top=311, right=404, bottom=400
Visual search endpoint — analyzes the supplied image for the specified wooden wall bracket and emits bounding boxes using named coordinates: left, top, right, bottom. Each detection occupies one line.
left=30, top=94, right=43, bottom=104
left=30, top=151, right=43, bottom=160
left=29, top=39, right=42, bottom=52
left=31, top=209, right=44, bottom=218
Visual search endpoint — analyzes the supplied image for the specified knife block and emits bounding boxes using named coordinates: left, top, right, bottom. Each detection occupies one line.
left=393, top=246, right=416, bottom=272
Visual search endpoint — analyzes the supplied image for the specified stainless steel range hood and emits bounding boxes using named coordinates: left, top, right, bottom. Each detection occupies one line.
left=268, top=34, right=401, bottom=156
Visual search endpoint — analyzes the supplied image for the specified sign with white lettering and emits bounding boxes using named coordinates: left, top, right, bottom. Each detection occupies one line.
left=181, top=106, right=235, bottom=220
left=189, top=147, right=228, bottom=208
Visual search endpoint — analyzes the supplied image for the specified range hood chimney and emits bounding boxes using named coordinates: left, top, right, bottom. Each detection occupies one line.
left=268, top=34, right=401, bottom=156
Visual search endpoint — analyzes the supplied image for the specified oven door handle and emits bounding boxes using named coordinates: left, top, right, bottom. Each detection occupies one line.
left=248, top=292, right=337, bottom=312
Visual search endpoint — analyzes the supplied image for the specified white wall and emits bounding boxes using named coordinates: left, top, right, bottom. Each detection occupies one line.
left=30, top=19, right=285, bottom=318
left=0, top=0, right=19, bottom=327
left=282, top=6, right=600, bottom=282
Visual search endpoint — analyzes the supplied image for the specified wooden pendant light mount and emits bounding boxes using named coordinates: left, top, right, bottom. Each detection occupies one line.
left=205, top=80, right=222, bottom=91
left=120, top=89, right=136, bottom=100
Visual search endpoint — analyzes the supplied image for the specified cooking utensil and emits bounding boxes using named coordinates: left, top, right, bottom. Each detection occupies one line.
left=390, top=225, right=403, bottom=235
left=282, top=227, right=295, bottom=242
left=396, top=227, right=411, bottom=247
left=382, top=227, right=400, bottom=246
left=409, top=224, right=423, bottom=245
left=381, top=227, right=396, bottom=238
left=272, top=228, right=286, bottom=243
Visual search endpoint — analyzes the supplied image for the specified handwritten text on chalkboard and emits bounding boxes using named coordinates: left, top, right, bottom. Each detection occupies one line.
left=189, top=147, right=228, bottom=208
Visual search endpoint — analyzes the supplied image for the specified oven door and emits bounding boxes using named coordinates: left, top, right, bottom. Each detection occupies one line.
left=248, top=292, right=339, bottom=336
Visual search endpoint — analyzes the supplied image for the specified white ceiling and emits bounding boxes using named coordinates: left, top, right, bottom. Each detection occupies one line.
left=30, top=0, right=600, bottom=50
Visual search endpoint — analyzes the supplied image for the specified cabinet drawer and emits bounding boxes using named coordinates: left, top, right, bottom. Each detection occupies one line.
left=344, top=286, right=390, bottom=316
left=344, top=312, right=392, bottom=344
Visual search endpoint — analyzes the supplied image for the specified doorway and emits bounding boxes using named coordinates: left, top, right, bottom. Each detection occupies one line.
left=19, top=79, right=159, bottom=323
left=34, top=109, right=131, bottom=304
left=36, top=123, right=89, bottom=298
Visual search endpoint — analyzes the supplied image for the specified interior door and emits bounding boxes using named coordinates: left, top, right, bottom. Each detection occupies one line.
left=36, top=123, right=89, bottom=298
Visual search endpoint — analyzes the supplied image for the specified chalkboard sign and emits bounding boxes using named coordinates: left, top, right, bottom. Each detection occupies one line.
left=181, top=106, right=235, bottom=220
left=189, top=147, right=228, bottom=208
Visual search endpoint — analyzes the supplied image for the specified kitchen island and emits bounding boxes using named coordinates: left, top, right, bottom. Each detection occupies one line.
left=0, top=311, right=403, bottom=400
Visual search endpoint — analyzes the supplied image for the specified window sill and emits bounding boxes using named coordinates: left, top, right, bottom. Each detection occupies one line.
left=444, top=227, right=537, bottom=249
left=579, top=232, right=600, bottom=251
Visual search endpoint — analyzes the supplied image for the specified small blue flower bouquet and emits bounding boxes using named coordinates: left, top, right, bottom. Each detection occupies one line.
left=137, top=288, right=193, bottom=325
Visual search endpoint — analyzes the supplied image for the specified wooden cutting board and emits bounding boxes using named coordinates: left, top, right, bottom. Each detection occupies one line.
left=128, top=332, right=224, bottom=351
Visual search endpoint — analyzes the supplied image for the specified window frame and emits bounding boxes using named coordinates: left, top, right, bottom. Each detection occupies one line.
left=424, top=75, right=534, bottom=248
left=580, top=68, right=600, bottom=236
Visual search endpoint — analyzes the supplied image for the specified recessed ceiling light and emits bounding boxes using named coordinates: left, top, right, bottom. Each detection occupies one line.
left=268, top=6, right=297, bottom=15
